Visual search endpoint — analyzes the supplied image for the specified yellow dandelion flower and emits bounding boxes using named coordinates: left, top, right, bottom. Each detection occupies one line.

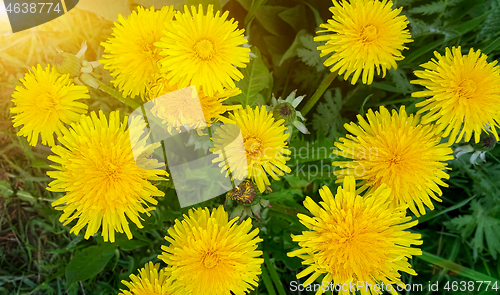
left=288, top=176, right=422, bottom=295
left=101, top=6, right=175, bottom=100
left=10, top=65, right=88, bottom=147
left=158, top=206, right=263, bottom=295
left=119, top=262, right=172, bottom=295
left=48, top=111, right=167, bottom=242
left=412, top=47, right=500, bottom=144
left=213, top=106, right=291, bottom=193
left=147, top=77, right=241, bottom=131
left=315, top=0, right=412, bottom=85
left=332, top=106, right=453, bottom=216
left=155, top=4, right=250, bottom=97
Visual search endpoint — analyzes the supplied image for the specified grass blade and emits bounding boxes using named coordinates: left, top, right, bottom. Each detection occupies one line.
left=264, top=252, right=287, bottom=295
left=261, top=266, right=277, bottom=295
left=418, top=251, right=500, bottom=281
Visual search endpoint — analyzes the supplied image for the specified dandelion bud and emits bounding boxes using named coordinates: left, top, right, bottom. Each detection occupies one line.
left=273, top=102, right=296, bottom=125
left=53, top=52, right=81, bottom=77
left=472, top=133, right=497, bottom=152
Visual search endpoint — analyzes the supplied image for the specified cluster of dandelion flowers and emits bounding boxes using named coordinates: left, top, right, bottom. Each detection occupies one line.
left=47, top=111, right=167, bottom=242
left=155, top=4, right=250, bottom=97
left=10, top=64, right=89, bottom=147
left=148, top=81, right=241, bottom=132
left=288, top=176, right=422, bottom=295
left=412, top=47, right=500, bottom=144
left=315, top=0, right=412, bottom=85
left=101, top=6, right=175, bottom=100
left=158, top=206, right=263, bottom=295
left=119, top=262, right=172, bottom=295
left=212, top=106, right=291, bottom=193
left=332, top=106, right=453, bottom=216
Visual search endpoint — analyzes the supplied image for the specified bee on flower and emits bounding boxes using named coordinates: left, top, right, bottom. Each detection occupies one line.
left=212, top=106, right=291, bottom=193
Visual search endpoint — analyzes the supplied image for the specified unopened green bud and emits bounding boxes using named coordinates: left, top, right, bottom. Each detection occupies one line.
left=53, top=52, right=81, bottom=77
left=472, top=133, right=497, bottom=152
left=273, top=102, right=296, bottom=125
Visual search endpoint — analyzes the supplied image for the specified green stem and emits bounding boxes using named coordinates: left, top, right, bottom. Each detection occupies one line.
left=301, top=71, right=337, bottom=116
left=95, top=80, right=142, bottom=109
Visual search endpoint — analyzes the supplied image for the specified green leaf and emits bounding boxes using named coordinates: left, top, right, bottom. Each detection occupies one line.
left=278, top=5, right=304, bottom=32
left=452, top=12, right=489, bottom=35
left=477, top=4, right=500, bottom=40
left=359, top=94, right=373, bottom=116
left=402, top=13, right=489, bottom=66
left=0, top=180, right=14, bottom=198
left=263, top=252, right=287, bottom=295
left=279, top=29, right=309, bottom=66
left=230, top=47, right=270, bottom=106
left=409, top=1, right=446, bottom=15
left=312, top=89, right=347, bottom=141
left=65, top=243, right=118, bottom=288
left=416, top=195, right=475, bottom=224
left=300, top=0, right=323, bottom=27
left=418, top=251, right=500, bottom=281
left=255, top=6, right=289, bottom=36
left=482, top=35, right=500, bottom=54
left=389, top=68, right=415, bottom=94
left=31, top=160, right=52, bottom=169
left=16, top=190, right=36, bottom=204
left=296, top=33, right=326, bottom=72
left=261, top=266, right=277, bottom=295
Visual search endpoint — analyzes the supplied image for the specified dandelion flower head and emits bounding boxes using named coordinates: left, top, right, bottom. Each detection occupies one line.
left=288, top=176, right=422, bottom=295
left=412, top=47, right=500, bottom=144
left=101, top=6, right=175, bottom=100
left=315, top=0, right=412, bottom=84
left=212, top=106, right=291, bottom=193
left=48, top=111, right=167, bottom=242
left=119, top=262, right=173, bottom=295
left=333, top=106, right=453, bottom=216
left=155, top=4, right=250, bottom=96
left=158, top=206, right=263, bottom=295
left=10, top=64, right=88, bottom=147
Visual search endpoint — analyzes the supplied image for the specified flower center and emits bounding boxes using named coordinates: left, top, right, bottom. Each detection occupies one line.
left=144, top=42, right=159, bottom=60
left=457, top=79, right=477, bottom=99
left=280, top=103, right=293, bottom=116
left=245, top=137, right=263, bottom=160
left=194, top=39, right=216, bottom=60
left=388, top=154, right=402, bottom=165
left=36, top=92, right=57, bottom=112
left=361, top=25, right=378, bottom=43
left=201, top=251, right=220, bottom=269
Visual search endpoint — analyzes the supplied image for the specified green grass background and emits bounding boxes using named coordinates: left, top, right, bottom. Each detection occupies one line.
left=1, top=0, right=500, bottom=294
